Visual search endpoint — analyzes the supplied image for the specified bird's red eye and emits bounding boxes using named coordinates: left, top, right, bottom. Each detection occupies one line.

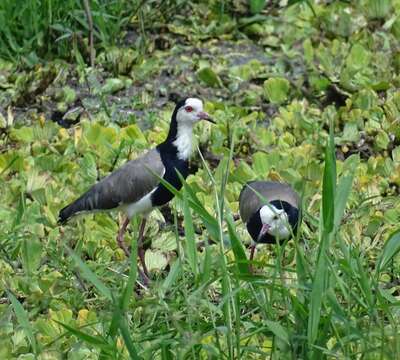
left=185, top=106, right=193, bottom=112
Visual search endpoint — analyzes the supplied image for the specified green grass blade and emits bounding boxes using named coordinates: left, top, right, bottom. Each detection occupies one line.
left=322, top=123, right=336, bottom=234
left=54, top=320, right=111, bottom=348
left=104, top=236, right=137, bottom=352
left=265, top=320, right=290, bottom=346
left=182, top=188, right=198, bottom=276
left=376, top=228, right=400, bottom=273
left=120, top=236, right=138, bottom=311
left=219, top=255, right=233, bottom=358
left=307, top=255, right=327, bottom=349
left=200, top=245, right=212, bottom=285
left=334, top=155, right=358, bottom=229
left=355, top=256, right=374, bottom=309
left=67, top=247, right=113, bottom=301
left=226, top=216, right=250, bottom=276
left=308, top=121, right=336, bottom=350
left=295, top=238, right=310, bottom=286
left=7, top=290, right=38, bottom=354
left=118, top=315, right=140, bottom=359
left=160, top=260, right=181, bottom=295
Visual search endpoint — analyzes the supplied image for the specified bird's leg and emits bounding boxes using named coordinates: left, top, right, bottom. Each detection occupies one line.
left=249, top=244, right=256, bottom=273
left=137, top=218, right=149, bottom=278
left=117, top=217, right=130, bottom=257
left=117, top=217, right=149, bottom=287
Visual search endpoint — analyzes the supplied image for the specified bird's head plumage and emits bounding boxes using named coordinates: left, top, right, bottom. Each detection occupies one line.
left=258, top=204, right=291, bottom=241
left=174, top=98, right=214, bottom=125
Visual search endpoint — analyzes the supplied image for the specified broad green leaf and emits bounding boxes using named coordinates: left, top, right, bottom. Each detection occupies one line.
left=197, top=67, right=222, bottom=87
left=10, top=127, right=34, bottom=143
left=341, top=122, right=360, bottom=143
left=346, top=44, right=370, bottom=71
left=80, top=153, right=98, bottom=182
left=303, top=38, right=314, bottom=65
left=364, top=0, right=392, bottom=19
left=263, top=77, right=290, bottom=104
left=100, top=78, right=125, bottom=94
left=249, top=0, right=266, bottom=14
left=392, top=146, right=400, bottom=163
left=376, top=130, right=390, bottom=150
left=253, top=152, right=271, bottom=176
left=121, top=124, right=146, bottom=143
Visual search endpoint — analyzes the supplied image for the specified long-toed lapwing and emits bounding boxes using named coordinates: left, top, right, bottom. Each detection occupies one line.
left=239, top=181, right=300, bottom=263
left=59, top=97, right=214, bottom=282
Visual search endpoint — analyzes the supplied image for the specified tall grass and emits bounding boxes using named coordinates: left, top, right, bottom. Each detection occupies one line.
left=0, top=0, right=152, bottom=65
left=0, top=0, right=195, bottom=66
left=19, top=122, right=393, bottom=358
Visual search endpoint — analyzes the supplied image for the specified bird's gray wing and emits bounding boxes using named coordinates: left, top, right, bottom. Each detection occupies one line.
left=239, top=181, right=299, bottom=223
left=59, top=148, right=164, bottom=223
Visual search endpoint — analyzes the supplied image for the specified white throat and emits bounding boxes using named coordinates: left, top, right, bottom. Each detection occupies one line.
left=260, top=204, right=291, bottom=240
left=173, top=123, right=194, bottom=160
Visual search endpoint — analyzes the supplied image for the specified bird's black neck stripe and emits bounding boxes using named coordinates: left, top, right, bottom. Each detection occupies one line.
left=151, top=99, right=190, bottom=207
left=162, top=98, right=187, bottom=146
left=150, top=148, right=189, bottom=207
left=270, top=200, right=299, bottom=233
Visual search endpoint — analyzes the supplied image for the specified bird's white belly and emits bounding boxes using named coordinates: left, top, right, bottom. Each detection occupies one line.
left=123, top=190, right=154, bottom=219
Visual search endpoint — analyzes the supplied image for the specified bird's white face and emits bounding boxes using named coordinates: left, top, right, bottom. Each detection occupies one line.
left=176, top=98, right=213, bottom=125
left=259, top=204, right=291, bottom=240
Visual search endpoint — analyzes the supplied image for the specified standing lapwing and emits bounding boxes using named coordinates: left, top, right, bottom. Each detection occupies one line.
left=239, top=181, right=300, bottom=263
left=59, top=98, right=214, bottom=281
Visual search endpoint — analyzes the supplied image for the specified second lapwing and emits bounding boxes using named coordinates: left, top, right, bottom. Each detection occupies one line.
left=239, top=181, right=300, bottom=263
left=59, top=97, right=214, bottom=281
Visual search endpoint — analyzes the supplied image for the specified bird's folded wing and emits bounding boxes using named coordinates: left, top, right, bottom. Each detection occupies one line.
left=59, top=146, right=165, bottom=223
left=239, top=181, right=299, bottom=223
left=75, top=148, right=165, bottom=212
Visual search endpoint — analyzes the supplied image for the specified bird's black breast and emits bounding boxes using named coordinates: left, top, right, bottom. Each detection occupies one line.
left=151, top=145, right=189, bottom=207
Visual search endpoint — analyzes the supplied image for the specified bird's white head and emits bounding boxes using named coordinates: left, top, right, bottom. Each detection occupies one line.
left=176, top=98, right=214, bottom=125
left=258, top=204, right=291, bottom=241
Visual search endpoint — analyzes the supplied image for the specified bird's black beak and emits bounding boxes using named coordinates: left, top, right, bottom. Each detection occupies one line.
left=257, top=223, right=270, bottom=242
left=198, top=111, right=215, bottom=124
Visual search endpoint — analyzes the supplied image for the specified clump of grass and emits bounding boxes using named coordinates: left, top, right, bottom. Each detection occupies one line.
left=0, top=0, right=187, bottom=65
left=0, top=0, right=130, bottom=64
left=23, top=125, right=396, bottom=358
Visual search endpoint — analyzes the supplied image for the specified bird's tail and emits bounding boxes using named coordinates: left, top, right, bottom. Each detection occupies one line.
left=58, top=195, right=90, bottom=224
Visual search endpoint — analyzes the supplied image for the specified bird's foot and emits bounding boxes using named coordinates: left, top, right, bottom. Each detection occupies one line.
left=117, top=217, right=131, bottom=257
left=138, top=247, right=150, bottom=279
left=137, top=268, right=150, bottom=289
